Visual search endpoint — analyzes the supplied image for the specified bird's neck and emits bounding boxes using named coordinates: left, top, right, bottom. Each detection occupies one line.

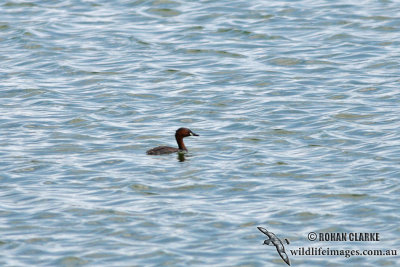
left=176, top=135, right=187, bottom=151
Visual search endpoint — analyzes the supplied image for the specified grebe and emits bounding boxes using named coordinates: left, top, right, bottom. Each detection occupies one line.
left=146, top=127, right=199, bottom=155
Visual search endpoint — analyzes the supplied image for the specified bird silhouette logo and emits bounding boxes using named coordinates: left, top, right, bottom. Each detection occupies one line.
left=257, top=227, right=291, bottom=266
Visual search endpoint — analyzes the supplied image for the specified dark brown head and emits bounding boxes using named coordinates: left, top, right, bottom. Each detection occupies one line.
left=175, top=127, right=199, bottom=139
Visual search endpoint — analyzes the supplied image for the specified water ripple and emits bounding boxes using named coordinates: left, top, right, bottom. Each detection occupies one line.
left=1, top=0, right=400, bottom=266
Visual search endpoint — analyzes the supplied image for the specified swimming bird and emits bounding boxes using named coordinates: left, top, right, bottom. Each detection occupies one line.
left=146, top=127, right=199, bottom=155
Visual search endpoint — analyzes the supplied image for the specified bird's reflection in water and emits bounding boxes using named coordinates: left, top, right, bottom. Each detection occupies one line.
left=177, top=152, right=186, bottom=162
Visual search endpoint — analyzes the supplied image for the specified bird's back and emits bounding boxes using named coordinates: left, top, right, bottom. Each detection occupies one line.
left=146, top=146, right=179, bottom=155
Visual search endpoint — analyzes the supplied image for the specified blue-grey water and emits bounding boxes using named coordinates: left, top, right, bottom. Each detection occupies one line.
left=1, top=0, right=399, bottom=266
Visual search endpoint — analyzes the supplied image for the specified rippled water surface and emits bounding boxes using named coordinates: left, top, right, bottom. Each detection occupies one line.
left=1, top=0, right=400, bottom=266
